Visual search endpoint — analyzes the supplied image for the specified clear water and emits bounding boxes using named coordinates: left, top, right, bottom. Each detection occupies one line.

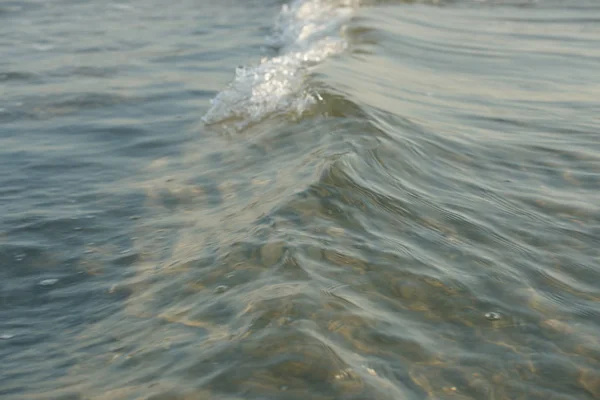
left=1, top=0, right=600, bottom=399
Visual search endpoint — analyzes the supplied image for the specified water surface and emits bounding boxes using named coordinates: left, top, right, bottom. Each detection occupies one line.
left=1, top=0, right=600, bottom=399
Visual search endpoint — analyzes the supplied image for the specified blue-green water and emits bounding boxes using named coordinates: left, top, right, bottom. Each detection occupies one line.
left=1, top=0, right=599, bottom=399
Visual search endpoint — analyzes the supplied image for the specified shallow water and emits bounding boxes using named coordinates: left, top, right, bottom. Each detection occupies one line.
left=1, top=0, right=600, bottom=399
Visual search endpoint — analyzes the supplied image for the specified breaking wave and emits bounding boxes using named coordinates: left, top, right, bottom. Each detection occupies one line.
left=202, top=0, right=358, bottom=129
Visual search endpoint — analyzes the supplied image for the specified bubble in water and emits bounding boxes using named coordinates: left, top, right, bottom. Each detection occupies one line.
left=485, top=312, right=502, bottom=321
left=214, top=285, right=229, bottom=294
left=335, top=367, right=354, bottom=380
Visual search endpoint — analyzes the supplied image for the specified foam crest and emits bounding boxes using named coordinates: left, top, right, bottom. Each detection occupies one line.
left=202, top=0, right=357, bottom=129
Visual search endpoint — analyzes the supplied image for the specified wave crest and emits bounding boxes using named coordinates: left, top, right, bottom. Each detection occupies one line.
left=202, top=0, right=358, bottom=129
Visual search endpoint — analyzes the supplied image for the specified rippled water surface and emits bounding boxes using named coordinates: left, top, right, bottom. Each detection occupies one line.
left=1, top=0, right=600, bottom=398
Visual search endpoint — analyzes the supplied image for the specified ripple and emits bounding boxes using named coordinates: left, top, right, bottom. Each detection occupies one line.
left=0, top=71, right=36, bottom=82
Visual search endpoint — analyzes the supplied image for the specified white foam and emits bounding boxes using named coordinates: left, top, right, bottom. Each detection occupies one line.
left=202, top=0, right=358, bottom=129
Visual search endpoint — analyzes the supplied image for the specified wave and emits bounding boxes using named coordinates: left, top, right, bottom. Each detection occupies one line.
left=202, top=0, right=359, bottom=129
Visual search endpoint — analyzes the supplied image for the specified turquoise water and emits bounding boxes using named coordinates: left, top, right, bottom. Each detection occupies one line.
left=1, top=0, right=599, bottom=399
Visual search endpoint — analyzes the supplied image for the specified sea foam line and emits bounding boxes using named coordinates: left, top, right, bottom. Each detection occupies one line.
left=202, top=0, right=358, bottom=129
